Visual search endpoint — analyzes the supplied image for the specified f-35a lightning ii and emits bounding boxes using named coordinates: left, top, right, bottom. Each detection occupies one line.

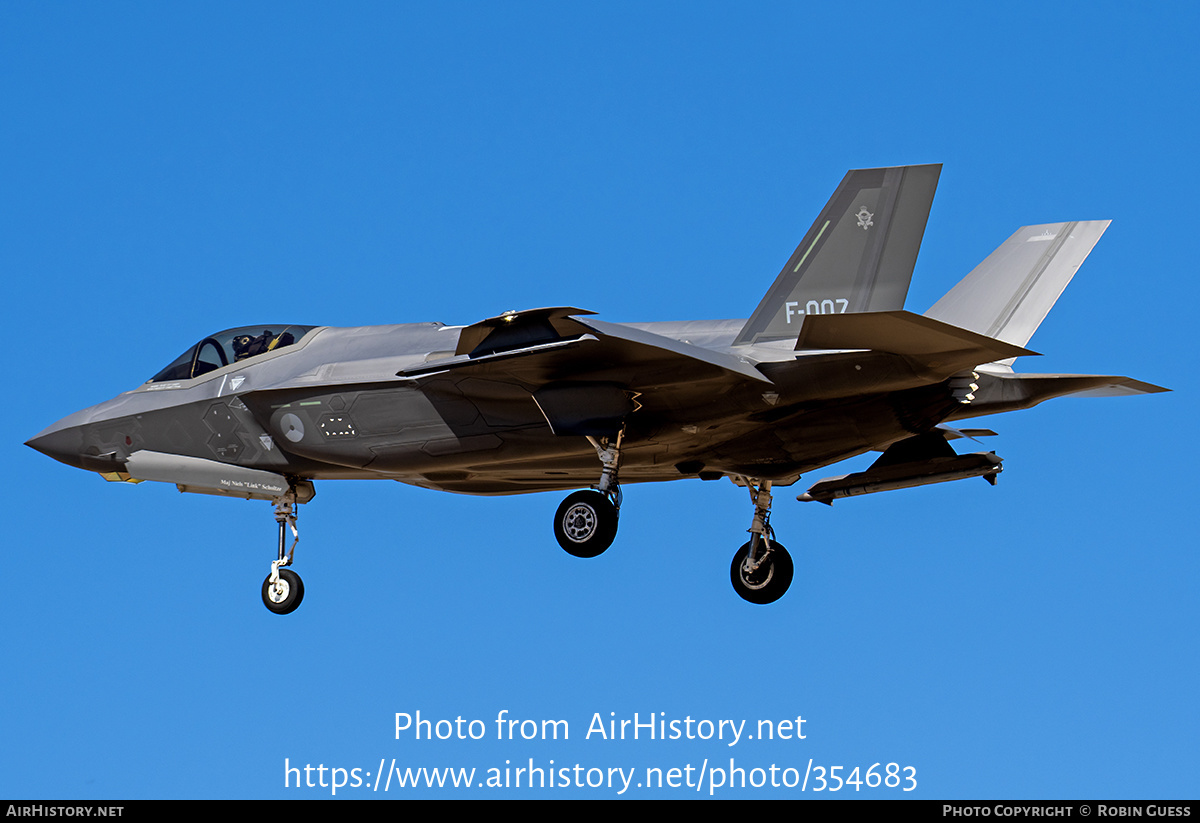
left=27, top=164, right=1166, bottom=614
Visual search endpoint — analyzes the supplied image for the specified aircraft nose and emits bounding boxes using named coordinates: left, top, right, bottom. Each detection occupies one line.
left=25, top=425, right=86, bottom=470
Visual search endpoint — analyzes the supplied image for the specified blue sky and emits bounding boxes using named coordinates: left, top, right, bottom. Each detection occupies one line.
left=3, top=2, right=1196, bottom=799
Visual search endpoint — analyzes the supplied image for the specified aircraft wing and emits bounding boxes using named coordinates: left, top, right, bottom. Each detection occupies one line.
left=395, top=307, right=773, bottom=437
left=399, top=307, right=770, bottom=385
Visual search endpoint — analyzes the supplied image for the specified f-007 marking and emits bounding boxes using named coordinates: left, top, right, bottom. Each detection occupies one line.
left=786, top=298, right=849, bottom=323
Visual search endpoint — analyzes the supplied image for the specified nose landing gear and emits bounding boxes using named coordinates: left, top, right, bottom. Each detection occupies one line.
left=261, top=485, right=311, bottom=614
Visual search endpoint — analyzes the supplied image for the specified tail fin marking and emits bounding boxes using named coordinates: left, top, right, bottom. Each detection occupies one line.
left=733, top=164, right=941, bottom=346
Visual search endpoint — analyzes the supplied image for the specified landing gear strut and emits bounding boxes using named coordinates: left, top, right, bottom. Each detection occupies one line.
left=262, top=491, right=305, bottom=614
left=730, top=479, right=793, bottom=604
left=554, top=429, right=623, bottom=557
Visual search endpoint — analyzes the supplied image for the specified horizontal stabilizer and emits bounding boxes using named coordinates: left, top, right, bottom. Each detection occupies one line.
left=795, top=310, right=1036, bottom=376
left=958, top=370, right=1168, bottom=416
left=926, top=221, right=1109, bottom=347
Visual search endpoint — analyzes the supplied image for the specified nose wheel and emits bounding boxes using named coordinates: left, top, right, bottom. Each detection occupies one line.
left=262, top=567, right=305, bottom=614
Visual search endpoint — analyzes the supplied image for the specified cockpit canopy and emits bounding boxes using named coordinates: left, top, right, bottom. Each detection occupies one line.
left=149, top=325, right=316, bottom=383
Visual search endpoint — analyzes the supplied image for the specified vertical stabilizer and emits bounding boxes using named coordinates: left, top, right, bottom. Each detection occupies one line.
left=733, top=164, right=941, bottom=346
left=924, top=221, right=1110, bottom=348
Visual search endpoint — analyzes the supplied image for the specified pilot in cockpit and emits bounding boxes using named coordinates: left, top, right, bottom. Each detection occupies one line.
left=231, top=334, right=255, bottom=361
left=233, top=330, right=296, bottom=361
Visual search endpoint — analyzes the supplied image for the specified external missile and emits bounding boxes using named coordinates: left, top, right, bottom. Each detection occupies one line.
left=798, top=452, right=1002, bottom=505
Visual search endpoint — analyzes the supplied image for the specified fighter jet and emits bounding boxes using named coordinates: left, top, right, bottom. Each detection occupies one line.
left=26, top=164, right=1166, bottom=614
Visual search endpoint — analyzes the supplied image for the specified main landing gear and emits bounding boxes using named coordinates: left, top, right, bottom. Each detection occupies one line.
left=553, top=430, right=623, bottom=558
left=262, top=489, right=305, bottom=614
left=549, top=434, right=794, bottom=603
left=729, top=479, right=794, bottom=604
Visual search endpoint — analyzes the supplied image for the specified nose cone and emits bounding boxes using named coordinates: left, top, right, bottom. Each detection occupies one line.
left=29, top=396, right=135, bottom=474
left=26, top=424, right=86, bottom=470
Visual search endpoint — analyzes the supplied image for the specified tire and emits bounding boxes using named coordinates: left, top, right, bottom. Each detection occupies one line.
left=553, top=490, right=618, bottom=558
left=262, top=568, right=305, bottom=614
left=730, top=540, right=793, bottom=604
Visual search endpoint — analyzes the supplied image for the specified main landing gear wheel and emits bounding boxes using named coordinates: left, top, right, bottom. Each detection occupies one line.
left=730, top=540, right=793, bottom=604
left=262, top=568, right=305, bottom=614
left=554, top=490, right=618, bottom=558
